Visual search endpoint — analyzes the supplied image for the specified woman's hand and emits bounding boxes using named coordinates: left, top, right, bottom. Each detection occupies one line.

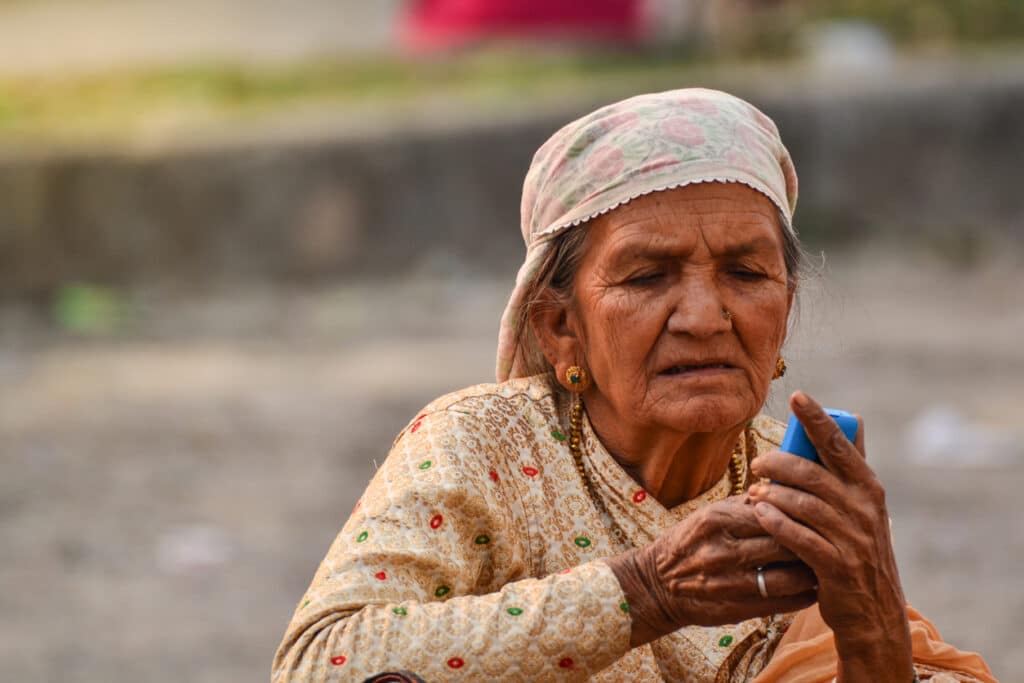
left=748, top=391, right=914, bottom=682
left=604, top=496, right=818, bottom=648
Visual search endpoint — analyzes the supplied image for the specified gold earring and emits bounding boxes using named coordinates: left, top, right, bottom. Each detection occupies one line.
left=565, top=365, right=590, bottom=393
left=773, top=357, right=787, bottom=380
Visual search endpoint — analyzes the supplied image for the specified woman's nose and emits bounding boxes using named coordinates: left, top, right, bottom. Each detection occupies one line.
left=665, top=275, right=731, bottom=337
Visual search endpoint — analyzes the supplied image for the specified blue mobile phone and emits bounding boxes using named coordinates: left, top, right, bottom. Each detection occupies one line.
left=780, top=409, right=859, bottom=465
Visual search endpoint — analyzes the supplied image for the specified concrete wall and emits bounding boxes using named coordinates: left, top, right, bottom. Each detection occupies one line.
left=2, top=67, right=1023, bottom=297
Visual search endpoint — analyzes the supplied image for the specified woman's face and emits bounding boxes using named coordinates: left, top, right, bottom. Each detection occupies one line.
left=568, top=182, right=793, bottom=436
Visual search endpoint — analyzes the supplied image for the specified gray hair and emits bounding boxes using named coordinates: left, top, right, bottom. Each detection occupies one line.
left=514, top=209, right=804, bottom=378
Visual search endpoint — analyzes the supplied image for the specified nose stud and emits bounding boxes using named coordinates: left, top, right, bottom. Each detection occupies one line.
left=721, top=308, right=733, bottom=321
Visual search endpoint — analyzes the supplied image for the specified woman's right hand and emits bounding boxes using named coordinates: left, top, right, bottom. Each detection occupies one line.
left=604, top=496, right=819, bottom=647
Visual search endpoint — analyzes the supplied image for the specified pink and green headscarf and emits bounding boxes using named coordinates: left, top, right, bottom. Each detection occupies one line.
left=496, top=87, right=799, bottom=381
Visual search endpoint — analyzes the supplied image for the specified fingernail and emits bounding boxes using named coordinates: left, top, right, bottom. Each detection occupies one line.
left=748, top=484, right=762, bottom=497
left=792, top=391, right=809, bottom=408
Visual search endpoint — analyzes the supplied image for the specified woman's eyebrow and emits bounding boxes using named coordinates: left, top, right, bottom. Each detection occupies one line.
left=605, top=235, right=778, bottom=266
left=715, top=236, right=779, bottom=258
left=604, top=243, right=682, bottom=269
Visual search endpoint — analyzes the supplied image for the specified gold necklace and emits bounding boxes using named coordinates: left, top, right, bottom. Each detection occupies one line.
left=568, top=396, right=749, bottom=500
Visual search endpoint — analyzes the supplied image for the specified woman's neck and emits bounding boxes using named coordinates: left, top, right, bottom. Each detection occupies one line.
left=584, top=404, right=744, bottom=508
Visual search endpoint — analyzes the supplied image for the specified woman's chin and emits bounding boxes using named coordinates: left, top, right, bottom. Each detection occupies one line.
left=652, top=394, right=757, bottom=434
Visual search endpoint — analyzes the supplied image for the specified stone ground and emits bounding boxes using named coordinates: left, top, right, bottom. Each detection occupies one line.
left=1, top=248, right=1022, bottom=682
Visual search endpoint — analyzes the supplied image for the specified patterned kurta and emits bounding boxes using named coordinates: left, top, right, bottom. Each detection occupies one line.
left=273, top=375, right=989, bottom=682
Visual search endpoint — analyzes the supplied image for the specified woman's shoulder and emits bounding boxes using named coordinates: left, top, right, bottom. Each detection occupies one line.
left=375, top=374, right=566, bottom=510
left=398, top=374, right=560, bottom=436
left=387, top=374, right=563, bottom=464
left=421, top=373, right=558, bottom=412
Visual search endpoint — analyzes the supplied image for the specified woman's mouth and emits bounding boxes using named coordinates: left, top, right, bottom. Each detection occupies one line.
left=661, top=363, right=734, bottom=375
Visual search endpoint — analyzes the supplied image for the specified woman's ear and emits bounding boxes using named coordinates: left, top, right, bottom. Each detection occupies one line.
left=528, top=289, right=582, bottom=389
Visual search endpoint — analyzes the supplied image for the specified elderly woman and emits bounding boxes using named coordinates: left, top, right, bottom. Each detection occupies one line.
left=273, top=89, right=994, bottom=682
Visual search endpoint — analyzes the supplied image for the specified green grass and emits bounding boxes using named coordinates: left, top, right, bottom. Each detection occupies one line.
left=0, top=50, right=723, bottom=145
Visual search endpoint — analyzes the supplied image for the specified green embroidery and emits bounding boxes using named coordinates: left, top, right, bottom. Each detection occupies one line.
left=619, top=602, right=630, bottom=613
left=434, top=584, right=451, bottom=598
left=574, top=536, right=592, bottom=548
left=418, top=460, right=432, bottom=470
left=392, top=606, right=407, bottom=616
left=506, top=607, right=523, bottom=616
left=474, top=534, right=491, bottom=545
left=356, top=531, right=369, bottom=543
left=718, top=634, right=734, bottom=647
left=551, top=429, right=566, bottom=442
left=301, top=600, right=310, bottom=609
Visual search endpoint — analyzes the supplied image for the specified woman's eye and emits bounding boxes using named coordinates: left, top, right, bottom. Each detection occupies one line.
left=625, top=272, right=663, bottom=286
left=729, top=268, right=766, bottom=281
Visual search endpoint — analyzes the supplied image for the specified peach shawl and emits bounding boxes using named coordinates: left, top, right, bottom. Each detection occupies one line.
left=755, top=604, right=996, bottom=682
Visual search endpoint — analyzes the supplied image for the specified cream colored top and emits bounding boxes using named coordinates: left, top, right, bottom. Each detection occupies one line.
left=272, top=375, right=990, bottom=682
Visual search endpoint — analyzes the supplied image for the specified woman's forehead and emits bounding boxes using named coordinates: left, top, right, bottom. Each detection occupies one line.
left=588, top=183, right=783, bottom=258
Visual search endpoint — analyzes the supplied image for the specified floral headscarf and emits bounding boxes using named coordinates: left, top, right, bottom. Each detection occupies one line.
left=496, top=88, right=799, bottom=381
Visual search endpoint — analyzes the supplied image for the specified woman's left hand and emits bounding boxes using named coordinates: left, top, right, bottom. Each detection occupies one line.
left=747, top=391, right=914, bottom=683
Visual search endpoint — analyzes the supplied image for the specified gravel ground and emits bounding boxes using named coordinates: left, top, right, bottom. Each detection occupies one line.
left=1, top=249, right=1022, bottom=682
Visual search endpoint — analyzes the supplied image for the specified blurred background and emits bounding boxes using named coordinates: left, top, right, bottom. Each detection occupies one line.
left=1, top=1, right=1022, bottom=681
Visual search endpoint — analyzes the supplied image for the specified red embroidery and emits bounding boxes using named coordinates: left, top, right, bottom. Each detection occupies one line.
left=430, top=514, right=443, bottom=529
left=558, top=658, right=574, bottom=668
left=410, top=419, right=424, bottom=433
left=559, top=568, right=572, bottom=575
left=330, top=656, right=346, bottom=666
left=489, top=470, right=499, bottom=482
left=374, top=571, right=387, bottom=581
left=447, top=657, right=465, bottom=669
left=633, top=490, right=647, bottom=503
left=522, top=466, right=539, bottom=477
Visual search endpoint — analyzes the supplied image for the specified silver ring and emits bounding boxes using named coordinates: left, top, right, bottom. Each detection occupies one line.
left=756, top=567, right=769, bottom=599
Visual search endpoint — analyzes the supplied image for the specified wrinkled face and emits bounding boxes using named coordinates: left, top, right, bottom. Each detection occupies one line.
left=571, top=182, right=793, bottom=435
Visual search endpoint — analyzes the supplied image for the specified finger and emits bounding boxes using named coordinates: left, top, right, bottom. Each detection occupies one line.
left=757, top=563, right=819, bottom=599
left=749, top=449, right=843, bottom=501
left=853, top=413, right=866, bottom=459
left=754, top=500, right=839, bottom=571
left=684, top=591, right=818, bottom=627
left=790, top=391, right=869, bottom=482
left=760, top=590, right=819, bottom=615
left=729, top=536, right=801, bottom=567
left=747, top=481, right=848, bottom=542
left=712, top=498, right=774, bottom=539
left=732, top=590, right=820, bottom=622
left=709, top=561, right=816, bottom=600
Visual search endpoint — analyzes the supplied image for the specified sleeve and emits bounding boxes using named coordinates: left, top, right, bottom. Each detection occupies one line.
left=271, top=407, right=633, bottom=682
left=752, top=604, right=997, bottom=683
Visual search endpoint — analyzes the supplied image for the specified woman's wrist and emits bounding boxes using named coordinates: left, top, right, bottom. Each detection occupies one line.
left=835, top=628, right=914, bottom=683
left=602, top=549, right=679, bottom=648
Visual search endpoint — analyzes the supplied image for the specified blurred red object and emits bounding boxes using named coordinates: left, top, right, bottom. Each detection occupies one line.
left=400, top=0, right=645, bottom=51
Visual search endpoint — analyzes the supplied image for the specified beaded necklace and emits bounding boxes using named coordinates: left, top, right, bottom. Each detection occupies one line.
left=568, top=396, right=749, bottom=504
